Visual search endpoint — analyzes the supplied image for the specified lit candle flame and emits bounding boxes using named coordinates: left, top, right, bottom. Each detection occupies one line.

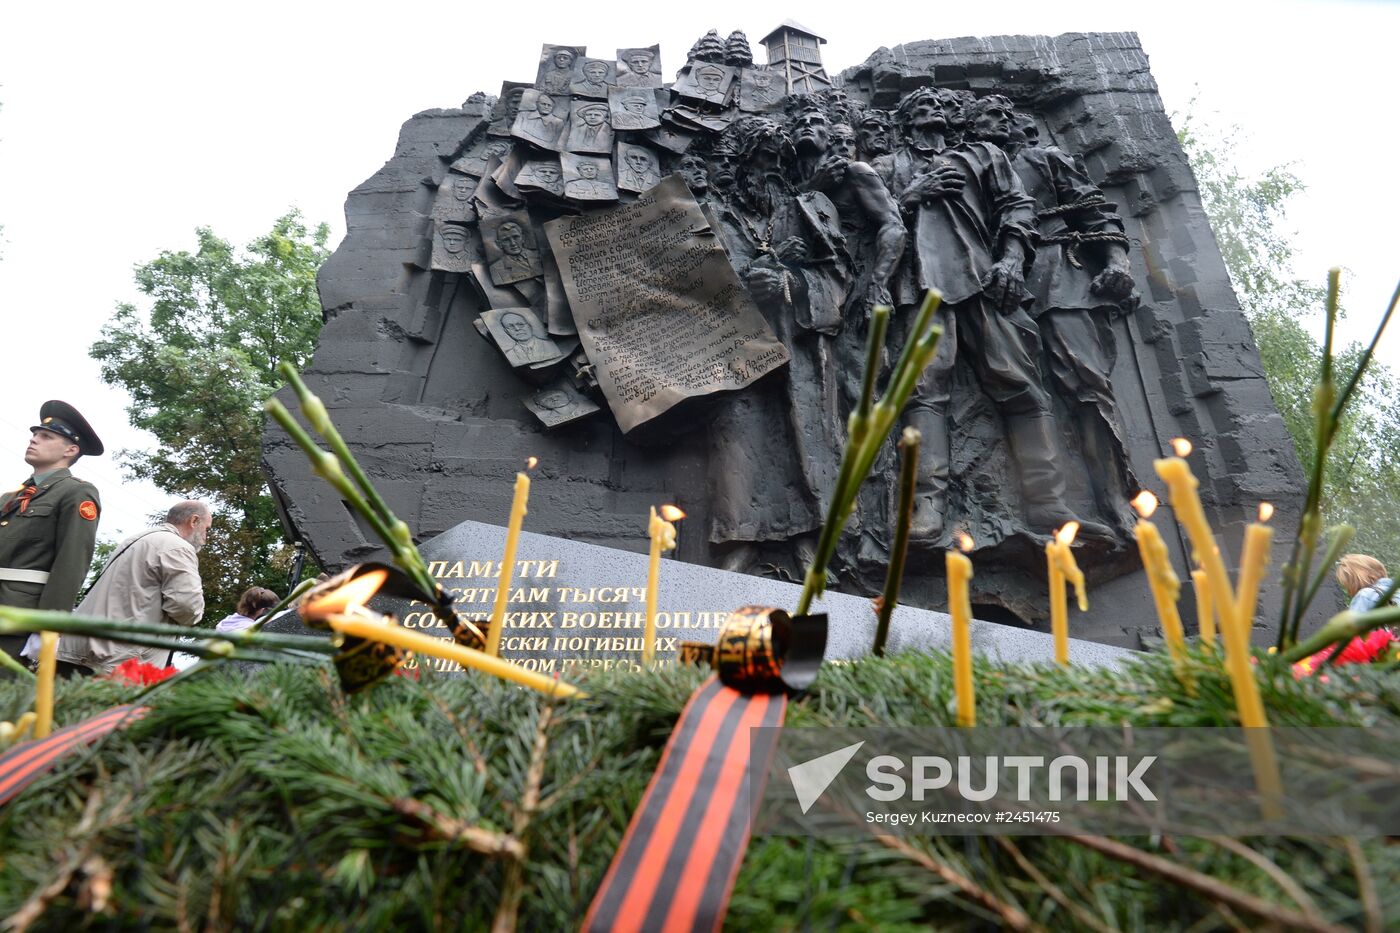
left=526, top=456, right=539, bottom=470
left=303, top=568, right=389, bottom=617
left=1055, top=521, right=1080, bottom=546
left=659, top=504, right=686, bottom=521
left=1258, top=502, right=1274, bottom=523
left=1171, top=438, right=1193, bottom=457
left=1131, top=490, right=1160, bottom=518
left=957, top=532, right=975, bottom=553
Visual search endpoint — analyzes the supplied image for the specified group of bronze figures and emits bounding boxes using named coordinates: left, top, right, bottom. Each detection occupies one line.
left=431, top=33, right=1143, bottom=582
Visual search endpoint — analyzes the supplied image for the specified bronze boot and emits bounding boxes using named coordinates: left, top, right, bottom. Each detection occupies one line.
left=1006, top=412, right=1114, bottom=539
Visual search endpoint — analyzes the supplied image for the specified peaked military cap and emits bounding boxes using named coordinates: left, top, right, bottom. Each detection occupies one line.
left=31, top=400, right=104, bottom=457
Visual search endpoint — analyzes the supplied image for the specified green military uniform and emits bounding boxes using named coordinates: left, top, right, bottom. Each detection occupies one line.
left=0, top=401, right=103, bottom=663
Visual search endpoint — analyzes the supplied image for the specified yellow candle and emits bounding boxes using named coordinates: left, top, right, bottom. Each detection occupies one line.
left=643, top=505, right=681, bottom=665
left=947, top=543, right=975, bottom=727
left=12, top=711, right=36, bottom=741
left=1054, top=535, right=1088, bottom=613
left=487, top=470, right=531, bottom=657
left=1046, top=523, right=1085, bottom=666
left=1192, top=569, right=1215, bottom=647
left=33, top=631, right=58, bottom=739
left=1133, top=517, right=1192, bottom=691
left=327, top=613, right=583, bottom=699
left=1234, top=504, right=1274, bottom=637
left=1046, top=541, right=1068, bottom=666
left=1155, top=450, right=1282, bottom=814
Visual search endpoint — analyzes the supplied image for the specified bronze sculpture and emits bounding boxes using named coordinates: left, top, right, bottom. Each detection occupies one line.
left=273, top=27, right=1296, bottom=643
left=872, top=87, right=1110, bottom=542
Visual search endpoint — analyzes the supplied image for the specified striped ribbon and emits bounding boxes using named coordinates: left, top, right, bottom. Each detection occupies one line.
left=0, top=704, right=147, bottom=807
left=582, top=677, right=787, bottom=932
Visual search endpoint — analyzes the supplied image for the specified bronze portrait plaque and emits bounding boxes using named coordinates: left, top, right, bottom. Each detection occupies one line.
left=430, top=222, right=474, bottom=274
left=481, top=307, right=566, bottom=369
left=615, top=45, right=662, bottom=88
left=614, top=143, right=662, bottom=193
left=451, top=137, right=513, bottom=177
left=515, top=157, right=566, bottom=196
left=481, top=211, right=543, bottom=285
left=431, top=172, right=479, bottom=223
left=737, top=66, right=782, bottom=113
left=571, top=57, right=615, bottom=98
left=566, top=100, right=615, bottom=153
left=511, top=90, right=569, bottom=150
left=560, top=153, right=619, bottom=201
left=536, top=44, right=585, bottom=95
left=488, top=81, right=532, bottom=137
left=608, top=87, right=661, bottom=131
left=525, top=379, right=601, bottom=428
left=674, top=61, right=736, bottom=106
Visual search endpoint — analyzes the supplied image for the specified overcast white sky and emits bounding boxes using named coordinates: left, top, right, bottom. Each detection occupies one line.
left=1, top=0, right=1396, bottom=541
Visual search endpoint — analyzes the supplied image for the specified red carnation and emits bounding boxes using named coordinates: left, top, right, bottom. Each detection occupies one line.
left=1292, top=628, right=1396, bottom=677
left=107, top=658, right=179, bottom=686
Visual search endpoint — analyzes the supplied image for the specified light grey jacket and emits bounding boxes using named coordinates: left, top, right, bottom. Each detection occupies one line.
left=53, top=523, right=204, bottom=672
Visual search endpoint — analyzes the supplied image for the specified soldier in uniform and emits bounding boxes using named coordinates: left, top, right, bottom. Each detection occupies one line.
left=0, top=401, right=103, bottom=666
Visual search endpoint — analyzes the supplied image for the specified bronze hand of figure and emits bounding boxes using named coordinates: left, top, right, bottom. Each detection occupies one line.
left=909, top=164, right=965, bottom=203
left=745, top=259, right=790, bottom=303
left=772, top=236, right=809, bottom=264
left=805, top=153, right=849, bottom=192
left=1090, top=264, right=1136, bottom=302
left=982, top=256, right=1027, bottom=314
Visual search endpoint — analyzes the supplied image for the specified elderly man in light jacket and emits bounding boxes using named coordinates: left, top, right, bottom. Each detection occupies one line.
left=30, top=500, right=209, bottom=676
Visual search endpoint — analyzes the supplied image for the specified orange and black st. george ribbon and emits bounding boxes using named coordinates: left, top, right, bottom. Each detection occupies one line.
left=0, top=705, right=147, bottom=807
left=1, top=484, right=37, bottom=517
left=582, top=677, right=787, bottom=933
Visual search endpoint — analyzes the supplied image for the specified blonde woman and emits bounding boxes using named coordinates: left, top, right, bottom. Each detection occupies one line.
left=1335, top=554, right=1396, bottom=612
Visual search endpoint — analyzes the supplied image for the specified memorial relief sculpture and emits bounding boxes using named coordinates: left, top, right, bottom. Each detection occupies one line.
left=615, top=45, right=663, bottom=88
left=431, top=173, right=478, bottom=223
left=484, top=308, right=564, bottom=368
left=561, top=154, right=618, bottom=200
left=266, top=26, right=1306, bottom=643
left=482, top=212, right=543, bottom=285
left=615, top=144, right=662, bottom=192
left=571, top=58, right=615, bottom=98
left=515, top=158, right=565, bottom=196
left=526, top=380, right=602, bottom=428
left=511, top=90, right=567, bottom=150
left=567, top=100, right=614, bottom=153
left=536, top=44, right=585, bottom=95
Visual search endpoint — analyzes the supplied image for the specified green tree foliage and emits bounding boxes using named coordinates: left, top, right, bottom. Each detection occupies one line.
left=1178, top=114, right=1400, bottom=576
left=90, top=211, right=330, bottom=621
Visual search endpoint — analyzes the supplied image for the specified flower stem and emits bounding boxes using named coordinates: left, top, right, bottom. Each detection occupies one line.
left=796, top=290, right=942, bottom=616
left=874, top=428, right=920, bottom=655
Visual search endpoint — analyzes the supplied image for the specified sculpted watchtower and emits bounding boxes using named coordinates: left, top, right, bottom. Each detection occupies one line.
left=760, top=20, right=832, bottom=94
